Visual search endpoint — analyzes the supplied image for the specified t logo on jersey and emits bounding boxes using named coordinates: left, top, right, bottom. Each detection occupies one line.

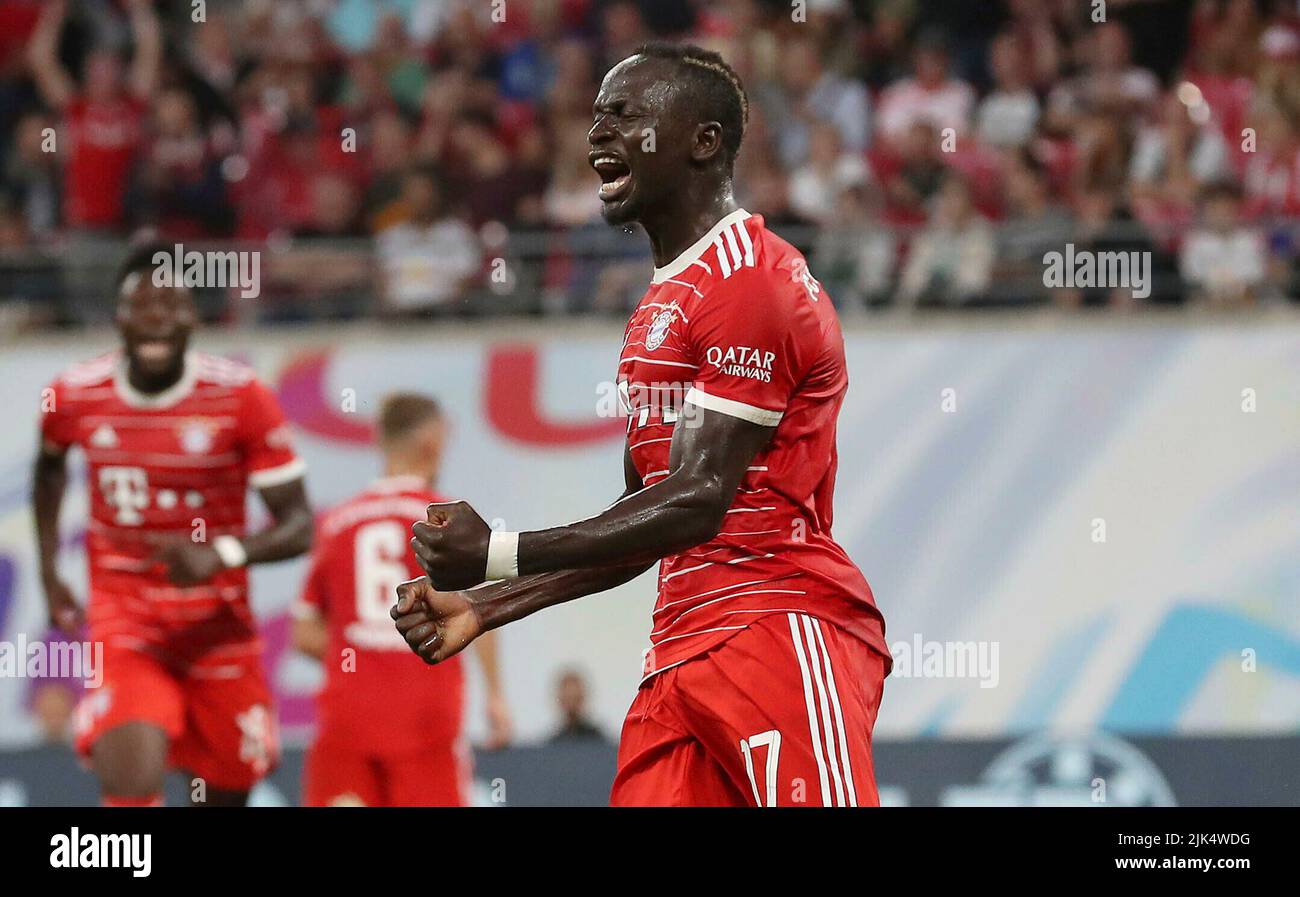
left=99, top=466, right=149, bottom=525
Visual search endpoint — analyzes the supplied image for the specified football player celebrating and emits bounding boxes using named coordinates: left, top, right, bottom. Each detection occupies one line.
left=34, top=245, right=313, bottom=806
left=394, top=44, right=890, bottom=807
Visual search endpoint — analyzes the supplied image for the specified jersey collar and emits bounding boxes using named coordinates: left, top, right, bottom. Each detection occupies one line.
left=650, top=208, right=750, bottom=284
left=113, top=350, right=199, bottom=409
left=371, top=475, right=431, bottom=493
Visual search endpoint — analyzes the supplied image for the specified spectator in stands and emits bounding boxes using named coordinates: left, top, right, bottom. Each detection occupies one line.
left=549, top=668, right=607, bottom=743
left=1001, top=0, right=1065, bottom=92
left=130, top=87, right=234, bottom=238
left=1130, top=91, right=1230, bottom=217
left=4, top=112, right=60, bottom=239
left=813, top=183, right=897, bottom=309
left=740, top=158, right=804, bottom=228
left=361, top=108, right=416, bottom=233
left=994, top=153, right=1074, bottom=305
left=1072, top=110, right=1134, bottom=196
left=1045, top=21, right=1160, bottom=133
left=881, top=121, right=950, bottom=221
left=897, top=174, right=994, bottom=308
left=377, top=165, right=481, bottom=315
left=1241, top=104, right=1300, bottom=217
left=1057, top=188, right=1165, bottom=310
left=976, top=30, right=1040, bottom=149
left=27, top=0, right=159, bottom=232
left=27, top=0, right=160, bottom=322
left=875, top=32, right=975, bottom=147
left=543, top=125, right=602, bottom=227
left=599, top=1, right=654, bottom=71
left=1256, top=21, right=1300, bottom=124
left=1180, top=181, right=1267, bottom=307
left=0, top=0, right=1293, bottom=323
left=788, top=122, right=872, bottom=225
left=757, top=33, right=872, bottom=169
left=444, top=113, right=547, bottom=228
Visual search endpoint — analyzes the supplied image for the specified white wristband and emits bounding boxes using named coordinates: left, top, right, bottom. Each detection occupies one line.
left=485, top=531, right=520, bottom=580
left=213, top=535, right=248, bottom=569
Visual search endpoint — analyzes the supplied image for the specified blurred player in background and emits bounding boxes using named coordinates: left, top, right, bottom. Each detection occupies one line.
left=293, top=393, right=510, bottom=807
left=33, top=244, right=313, bottom=807
left=395, top=44, right=891, bottom=807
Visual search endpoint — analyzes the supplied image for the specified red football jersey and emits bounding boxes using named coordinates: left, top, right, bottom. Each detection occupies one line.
left=294, top=477, right=465, bottom=755
left=63, top=96, right=146, bottom=228
left=617, top=210, right=891, bottom=680
left=40, top=351, right=304, bottom=666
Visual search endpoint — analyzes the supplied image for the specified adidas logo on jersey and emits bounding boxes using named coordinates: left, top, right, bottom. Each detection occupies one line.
left=89, top=424, right=118, bottom=449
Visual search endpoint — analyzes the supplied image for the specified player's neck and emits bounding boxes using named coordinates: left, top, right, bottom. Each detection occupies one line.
left=642, top=186, right=739, bottom=268
left=382, top=462, right=433, bottom=487
left=125, top=361, right=185, bottom=396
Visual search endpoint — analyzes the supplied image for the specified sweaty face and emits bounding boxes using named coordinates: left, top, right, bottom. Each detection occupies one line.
left=117, top=275, right=197, bottom=382
left=588, top=57, right=693, bottom=225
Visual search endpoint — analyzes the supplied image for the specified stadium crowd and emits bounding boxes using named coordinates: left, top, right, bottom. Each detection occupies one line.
left=1, top=0, right=1299, bottom=324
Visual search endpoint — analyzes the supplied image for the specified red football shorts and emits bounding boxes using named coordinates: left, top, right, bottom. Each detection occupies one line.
left=74, top=640, right=279, bottom=793
left=611, top=612, right=887, bottom=807
left=303, top=738, right=473, bottom=807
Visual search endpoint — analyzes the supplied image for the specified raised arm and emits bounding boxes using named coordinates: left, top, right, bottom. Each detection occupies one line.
left=28, top=0, right=75, bottom=110
left=125, top=0, right=162, bottom=101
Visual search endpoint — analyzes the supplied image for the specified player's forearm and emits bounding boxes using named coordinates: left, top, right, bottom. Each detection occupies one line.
left=239, top=479, right=313, bottom=565
left=471, top=563, right=653, bottom=632
left=291, top=616, right=328, bottom=661
left=515, top=473, right=727, bottom=576
left=240, top=506, right=313, bottom=564
left=32, top=452, right=68, bottom=579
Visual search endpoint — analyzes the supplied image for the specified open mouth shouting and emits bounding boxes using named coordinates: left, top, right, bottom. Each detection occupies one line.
left=127, top=333, right=186, bottom=376
left=590, top=152, right=633, bottom=203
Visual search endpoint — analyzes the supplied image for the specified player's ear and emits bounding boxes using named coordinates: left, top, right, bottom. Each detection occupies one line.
left=692, top=121, right=724, bottom=164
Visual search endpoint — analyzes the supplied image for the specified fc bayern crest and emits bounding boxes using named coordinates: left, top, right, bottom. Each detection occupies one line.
left=179, top=420, right=215, bottom=454
left=646, top=308, right=675, bottom=351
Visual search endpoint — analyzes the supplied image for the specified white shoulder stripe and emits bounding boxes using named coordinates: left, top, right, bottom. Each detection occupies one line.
left=685, top=387, right=783, bottom=426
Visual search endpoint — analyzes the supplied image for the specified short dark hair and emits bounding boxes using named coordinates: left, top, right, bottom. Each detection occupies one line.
left=1200, top=180, right=1243, bottom=204
left=631, top=42, right=749, bottom=166
left=114, top=241, right=170, bottom=297
left=378, top=392, right=442, bottom=445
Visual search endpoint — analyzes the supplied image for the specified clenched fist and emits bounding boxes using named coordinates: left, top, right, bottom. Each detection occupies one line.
left=391, top=577, right=483, bottom=665
left=409, top=500, right=492, bottom=591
